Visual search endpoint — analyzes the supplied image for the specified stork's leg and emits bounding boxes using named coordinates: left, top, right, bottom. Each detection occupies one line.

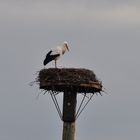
left=55, top=60, right=57, bottom=68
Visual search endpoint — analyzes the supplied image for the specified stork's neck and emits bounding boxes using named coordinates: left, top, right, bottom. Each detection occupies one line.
left=62, top=45, right=67, bottom=55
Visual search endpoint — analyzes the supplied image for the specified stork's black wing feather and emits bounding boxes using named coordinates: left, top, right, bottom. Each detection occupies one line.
left=46, top=50, right=52, bottom=56
left=43, top=51, right=60, bottom=66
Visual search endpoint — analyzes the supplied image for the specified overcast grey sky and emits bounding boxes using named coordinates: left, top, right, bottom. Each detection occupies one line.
left=0, top=0, right=140, bottom=140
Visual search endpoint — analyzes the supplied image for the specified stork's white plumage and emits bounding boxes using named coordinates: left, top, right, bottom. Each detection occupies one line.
left=43, top=42, right=70, bottom=68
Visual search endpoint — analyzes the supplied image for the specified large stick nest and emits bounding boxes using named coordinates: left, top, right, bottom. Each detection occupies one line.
left=37, top=68, right=103, bottom=94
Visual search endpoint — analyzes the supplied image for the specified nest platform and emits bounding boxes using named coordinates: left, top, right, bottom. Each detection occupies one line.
left=37, top=68, right=102, bottom=93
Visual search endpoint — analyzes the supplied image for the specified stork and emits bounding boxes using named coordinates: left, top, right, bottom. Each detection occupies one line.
left=43, top=42, right=70, bottom=68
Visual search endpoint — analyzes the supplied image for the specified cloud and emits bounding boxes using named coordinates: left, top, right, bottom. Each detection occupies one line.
left=0, top=1, right=140, bottom=29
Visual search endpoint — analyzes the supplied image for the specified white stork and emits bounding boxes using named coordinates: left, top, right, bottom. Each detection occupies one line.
left=43, top=41, right=70, bottom=68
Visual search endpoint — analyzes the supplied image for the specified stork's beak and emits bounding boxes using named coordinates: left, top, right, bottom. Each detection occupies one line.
left=66, top=44, right=70, bottom=51
left=63, top=41, right=70, bottom=51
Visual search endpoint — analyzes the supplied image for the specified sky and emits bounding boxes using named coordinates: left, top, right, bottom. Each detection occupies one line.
left=0, top=0, right=140, bottom=140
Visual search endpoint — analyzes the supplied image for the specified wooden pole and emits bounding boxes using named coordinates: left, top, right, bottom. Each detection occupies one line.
left=62, top=122, right=75, bottom=140
left=62, top=91, right=77, bottom=140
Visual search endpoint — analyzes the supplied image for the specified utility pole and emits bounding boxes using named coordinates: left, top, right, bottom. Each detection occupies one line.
left=62, top=91, right=77, bottom=140
left=38, top=68, right=102, bottom=140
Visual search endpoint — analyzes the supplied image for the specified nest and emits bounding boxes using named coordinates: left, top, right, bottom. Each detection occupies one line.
left=37, top=68, right=102, bottom=93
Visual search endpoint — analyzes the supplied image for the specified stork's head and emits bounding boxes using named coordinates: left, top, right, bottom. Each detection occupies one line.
left=63, top=41, right=70, bottom=51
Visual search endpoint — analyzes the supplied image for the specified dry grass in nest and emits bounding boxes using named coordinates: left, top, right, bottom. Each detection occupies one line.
left=37, top=68, right=103, bottom=94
